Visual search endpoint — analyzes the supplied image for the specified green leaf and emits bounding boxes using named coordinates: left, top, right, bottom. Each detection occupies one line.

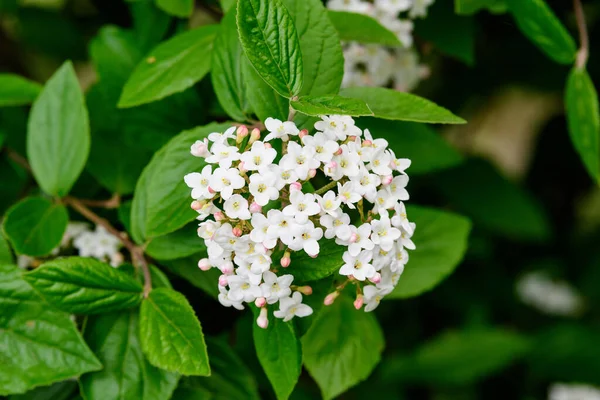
left=27, top=61, right=90, bottom=196
left=118, top=25, right=219, bottom=108
left=455, top=0, right=507, bottom=15
left=340, top=87, right=466, bottom=124
left=381, top=329, right=530, bottom=385
left=302, top=296, right=384, bottom=400
left=0, top=232, right=13, bottom=264
left=291, top=95, right=373, bottom=117
left=389, top=206, right=471, bottom=299
left=289, top=240, right=345, bottom=283
left=24, top=257, right=143, bottom=314
left=220, top=0, right=236, bottom=12
left=505, top=0, right=576, bottom=64
left=237, top=0, right=303, bottom=97
left=130, top=0, right=172, bottom=53
left=8, top=380, right=77, bottom=400
left=140, top=288, right=210, bottom=376
left=565, top=67, right=600, bottom=183
left=0, top=264, right=102, bottom=395
left=415, top=1, right=475, bottom=65
left=131, top=123, right=232, bottom=242
left=242, top=57, right=288, bottom=121
left=160, top=254, right=220, bottom=299
left=432, top=158, right=552, bottom=242
left=179, top=337, right=261, bottom=400
left=155, top=0, right=193, bottom=17
left=0, top=74, right=42, bottom=107
left=80, top=310, right=180, bottom=400
left=2, top=197, right=68, bottom=257
left=253, top=315, right=301, bottom=400
left=146, top=224, right=205, bottom=261
left=328, top=11, right=402, bottom=46
left=357, top=119, right=464, bottom=175
left=211, top=9, right=251, bottom=121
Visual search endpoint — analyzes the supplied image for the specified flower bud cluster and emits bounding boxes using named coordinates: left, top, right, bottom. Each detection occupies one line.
left=184, top=115, right=415, bottom=327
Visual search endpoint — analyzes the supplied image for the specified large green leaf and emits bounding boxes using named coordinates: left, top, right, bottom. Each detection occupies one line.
left=178, top=337, right=261, bottom=400
left=289, top=240, right=345, bottom=283
left=242, top=57, right=288, bottom=121
left=119, top=25, right=218, bottom=108
left=0, top=232, right=13, bottom=264
left=455, top=0, right=507, bottom=15
left=140, top=288, right=210, bottom=376
left=130, top=0, right=172, bottom=53
left=389, top=206, right=471, bottom=299
left=27, top=61, right=90, bottom=196
left=131, top=123, right=232, bottom=242
left=0, top=74, right=42, bottom=107
left=565, top=67, right=600, bottom=183
left=0, top=264, right=102, bottom=395
left=505, top=0, right=576, bottom=64
left=357, top=119, right=464, bottom=175
left=328, top=11, right=402, bottom=47
left=291, top=95, right=372, bottom=117
left=253, top=315, right=301, bottom=400
left=80, top=310, right=180, bottom=400
left=146, top=224, right=205, bottom=261
left=2, top=196, right=68, bottom=257
left=237, top=0, right=303, bottom=98
left=340, top=87, right=465, bottom=124
left=302, top=296, right=384, bottom=400
left=24, top=257, right=143, bottom=314
left=155, top=0, right=193, bottom=17
left=381, top=329, right=530, bottom=385
left=211, top=10, right=251, bottom=122
left=432, top=158, right=552, bottom=242
left=8, top=380, right=77, bottom=400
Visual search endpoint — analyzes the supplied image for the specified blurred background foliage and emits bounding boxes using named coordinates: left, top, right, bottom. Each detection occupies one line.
left=2, top=0, right=600, bottom=399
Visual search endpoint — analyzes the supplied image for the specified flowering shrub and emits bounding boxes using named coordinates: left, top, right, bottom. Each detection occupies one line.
left=1, top=0, right=599, bottom=399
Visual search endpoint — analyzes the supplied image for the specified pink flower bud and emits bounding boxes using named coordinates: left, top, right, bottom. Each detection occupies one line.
left=348, top=135, right=357, bottom=141
left=299, top=129, right=308, bottom=139
left=264, top=142, right=272, bottom=149
left=290, top=182, right=302, bottom=191
left=255, top=297, right=267, bottom=308
left=220, top=262, right=234, bottom=275
left=280, top=256, right=291, bottom=268
left=354, top=294, right=364, bottom=310
left=249, top=202, right=262, bottom=213
left=334, top=147, right=343, bottom=156
left=232, top=227, right=243, bottom=237
left=362, top=140, right=373, bottom=147
left=296, top=285, right=313, bottom=295
left=249, top=128, right=261, bottom=144
left=236, top=125, right=249, bottom=142
left=327, top=161, right=338, bottom=170
left=191, top=200, right=202, bottom=211
left=191, top=140, right=209, bottom=157
left=308, top=169, right=317, bottom=178
left=349, top=233, right=358, bottom=243
left=324, top=291, right=339, bottom=306
left=369, top=272, right=382, bottom=284
left=238, top=161, right=247, bottom=173
left=218, top=275, right=228, bottom=287
left=214, top=211, right=224, bottom=221
left=208, top=186, right=216, bottom=194
left=256, top=307, right=269, bottom=329
left=382, top=175, right=393, bottom=185
left=198, top=258, right=211, bottom=271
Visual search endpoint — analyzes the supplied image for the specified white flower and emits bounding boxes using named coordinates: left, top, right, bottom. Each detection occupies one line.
left=240, top=141, right=277, bottom=172
left=205, top=142, right=240, bottom=169
left=348, top=223, right=375, bottom=256
left=249, top=172, right=279, bottom=206
left=302, top=132, right=340, bottom=164
left=372, top=246, right=394, bottom=271
left=394, top=157, right=412, bottom=174
left=184, top=165, right=214, bottom=200
left=250, top=253, right=272, bottom=274
left=223, top=194, right=251, bottom=220
left=548, top=383, right=600, bottom=400
left=198, top=220, right=221, bottom=240
left=267, top=164, right=299, bottom=190
left=320, top=212, right=352, bottom=241
left=264, top=117, right=299, bottom=142
left=399, top=226, right=416, bottom=250
left=388, top=175, right=409, bottom=201
left=218, top=287, right=245, bottom=310
left=378, top=265, right=403, bottom=291
left=228, top=275, right=262, bottom=302
left=315, top=115, right=362, bottom=141
left=331, top=145, right=361, bottom=179
left=391, top=202, right=413, bottom=234
left=73, top=225, right=121, bottom=261
left=380, top=17, right=414, bottom=47
left=289, top=221, right=323, bottom=256
left=352, top=169, right=381, bottom=202
left=279, top=142, right=319, bottom=180
left=260, top=271, right=293, bottom=304
left=190, top=138, right=210, bottom=158
left=273, top=292, right=313, bottom=321
left=327, top=0, right=373, bottom=14
left=516, top=272, right=584, bottom=317
left=209, top=167, right=245, bottom=200
left=208, top=126, right=236, bottom=144
left=339, top=250, right=375, bottom=281
left=369, top=149, right=393, bottom=176
left=370, top=214, right=401, bottom=251
left=409, top=0, right=434, bottom=18
left=374, top=188, right=396, bottom=213
left=283, top=190, right=321, bottom=224
left=363, top=285, right=385, bottom=312
left=337, top=181, right=362, bottom=208
left=249, top=213, right=277, bottom=249
left=266, top=210, right=297, bottom=246
left=374, top=0, right=412, bottom=14
left=62, top=221, right=90, bottom=247
left=317, top=191, right=341, bottom=217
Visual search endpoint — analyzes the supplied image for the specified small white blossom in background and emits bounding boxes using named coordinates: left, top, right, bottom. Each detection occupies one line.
left=548, top=383, right=600, bottom=400
left=516, top=271, right=584, bottom=317
left=328, top=0, right=433, bottom=92
left=184, top=115, right=416, bottom=328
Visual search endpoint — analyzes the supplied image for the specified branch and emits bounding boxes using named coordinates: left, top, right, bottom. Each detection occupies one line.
left=5, top=148, right=32, bottom=172
left=288, top=96, right=298, bottom=122
left=77, top=193, right=121, bottom=209
left=574, top=0, right=589, bottom=68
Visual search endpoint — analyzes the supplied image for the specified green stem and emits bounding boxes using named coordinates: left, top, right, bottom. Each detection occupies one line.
left=314, top=180, right=338, bottom=195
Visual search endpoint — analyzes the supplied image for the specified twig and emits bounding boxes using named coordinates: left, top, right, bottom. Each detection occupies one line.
left=5, top=148, right=32, bottom=172
left=77, top=193, right=121, bottom=209
left=288, top=96, right=298, bottom=122
left=64, top=196, right=152, bottom=297
left=315, top=180, right=338, bottom=195
left=574, top=0, right=589, bottom=68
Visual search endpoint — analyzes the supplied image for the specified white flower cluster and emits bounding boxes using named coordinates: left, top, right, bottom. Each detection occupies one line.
left=328, top=0, right=433, bottom=91
left=549, top=383, right=600, bottom=400
left=516, top=271, right=584, bottom=317
left=184, top=115, right=415, bottom=328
